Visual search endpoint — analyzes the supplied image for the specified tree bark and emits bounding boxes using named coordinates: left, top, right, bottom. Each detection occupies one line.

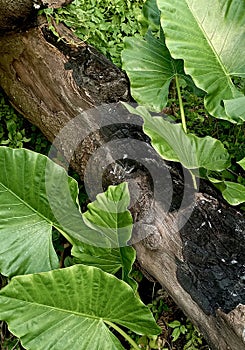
left=0, top=6, right=244, bottom=350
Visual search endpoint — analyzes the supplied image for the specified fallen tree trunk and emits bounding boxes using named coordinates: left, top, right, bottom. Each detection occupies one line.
left=0, top=6, right=244, bottom=350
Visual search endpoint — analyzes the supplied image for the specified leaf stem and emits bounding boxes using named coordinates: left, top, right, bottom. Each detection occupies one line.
left=104, top=320, right=139, bottom=349
left=175, top=75, right=187, bottom=133
left=175, top=75, right=197, bottom=190
left=190, top=170, right=198, bottom=190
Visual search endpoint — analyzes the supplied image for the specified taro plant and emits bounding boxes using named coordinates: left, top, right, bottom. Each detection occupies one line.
left=121, top=0, right=245, bottom=206
left=0, top=147, right=161, bottom=349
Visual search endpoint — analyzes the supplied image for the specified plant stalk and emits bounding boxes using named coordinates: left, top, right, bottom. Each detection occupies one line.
left=190, top=170, right=198, bottom=190
left=175, top=75, right=197, bottom=189
left=175, top=75, right=187, bottom=133
left=104, top=320, right=139, bottom=349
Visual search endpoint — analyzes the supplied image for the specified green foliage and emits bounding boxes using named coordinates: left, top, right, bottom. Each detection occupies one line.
left=183, top=321, right=204, bottom=350
left=208, top=177, right=245, bottom=206
left=0, top=93, right=30, bottom=148
left=71, top=182, right=137, bottom=290
left=168, top=87, right=245, bottom=170
left=238, top=157, right=245, bottom=170
left=157, top=0, right=245, bottom=123
left=149, top=298, right=169, bottom=321
left=127, top=291, right=208, bottom=350
left=122, top=32, right=186, bottom=111
left=168, top=320, right=203, bottom=350
left=0, top=147, right=160, bottom=349
left=122, top=0, right=245, bottom=205
left=141, top=0, right=160, bottom=31
left=0, top=148, right=136, bottom=278
left=0, top=90, right=50, bottom=154
left=0, top=147, right=61, bottom=277
left=124, top=104, right=231, bottom=171
left=130, top=334, right=163, bottom=350
left=168, top=320, right=187, bottom=342
left=0, top=265, right=159, bottom=350
left=0, top=1, right=244, bottom=347
left=42, top=0, right=145, bottom=67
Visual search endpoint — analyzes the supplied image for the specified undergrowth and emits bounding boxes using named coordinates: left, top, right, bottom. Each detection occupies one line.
left=42, top=0, right=146, bottom=67
left=0, top=90, right=50, bottom=154
left=164, top=84, right=245, bottom=188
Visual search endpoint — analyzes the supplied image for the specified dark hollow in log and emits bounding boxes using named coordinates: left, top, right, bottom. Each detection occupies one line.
left=0, top=0, right=73, bottom=33
left=0, top=13, right=244, bottom=350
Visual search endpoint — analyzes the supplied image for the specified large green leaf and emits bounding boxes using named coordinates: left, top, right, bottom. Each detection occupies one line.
left=142, top=0, right=161, bottom=30
left=209, top=177, right=245, bottom=205
left=0, top=147, right=104, bottom=277
left=124, top=104, right=230, bottom=171
left=157, top=0, right=245, bottom=122
left=122, top=32, right=185, bottom=112
left=72, top=183, right=137, bottom=290
left=224, top=97, right=245, bottom=122
left=0, top=265, right=160, bottom=350
left=222, top=182, right=245, bottom=206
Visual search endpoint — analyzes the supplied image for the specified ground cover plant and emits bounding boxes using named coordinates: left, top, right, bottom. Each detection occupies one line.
left=0, top=90, right=50, bottom=154
left=42, top=0, right=146, bottom=67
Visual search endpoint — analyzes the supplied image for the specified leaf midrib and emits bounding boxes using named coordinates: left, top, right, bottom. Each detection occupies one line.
left=0, top=182, right=53, bottom=226
left=185, top=0, right=231, bottom=81
left=1, top=295, right=116, bottom=322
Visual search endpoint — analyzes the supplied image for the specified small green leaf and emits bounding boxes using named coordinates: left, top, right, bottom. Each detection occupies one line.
left=180, top=325, right=187, bottom=334
left=168, top=320, right=181, bottom=328
left=0, top=265, right=161, bottom=350
left=237, top=157, right=245, bottom=170
left=124, top=105, right=231, bottom=171
left=171, top=327, right=181, bottom=342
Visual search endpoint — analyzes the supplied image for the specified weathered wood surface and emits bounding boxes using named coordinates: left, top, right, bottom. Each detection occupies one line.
left=0, top=5, right=244, bottom=350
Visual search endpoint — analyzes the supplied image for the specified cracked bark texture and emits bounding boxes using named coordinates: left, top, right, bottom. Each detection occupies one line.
left=0, top=3, right=244, bottom=350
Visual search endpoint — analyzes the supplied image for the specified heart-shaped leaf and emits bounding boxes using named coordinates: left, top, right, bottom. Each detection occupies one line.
left=157, top=0, right=245, bottom=122
left=0, top=147, right=104, bottom=277
left=122, top=32, right=185, bottom=112
left=124, top=105, right=230, bottom=171
left=72, top=183, right=137, bottom=290
left=0, top=265, right=160, bottom=350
